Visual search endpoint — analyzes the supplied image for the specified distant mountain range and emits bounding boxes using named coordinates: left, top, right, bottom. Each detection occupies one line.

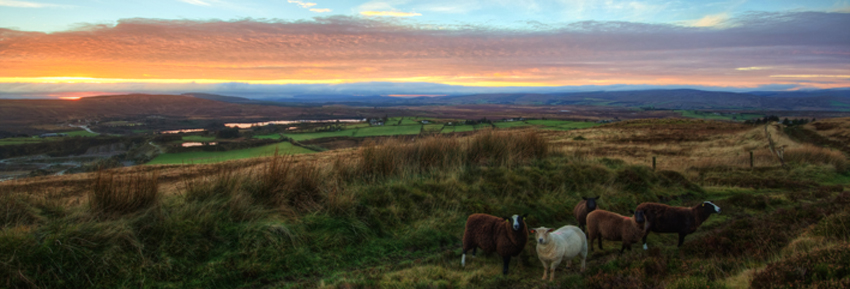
left=186, top=89, right=850, bottom=111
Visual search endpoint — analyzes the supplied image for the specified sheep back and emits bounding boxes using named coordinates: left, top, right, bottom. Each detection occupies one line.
left=573, top=200, right=592, bottom=228
left=463, top=213, right=528, bottom=258
left=636, top=202, right=697, bottom=234
left=586, top=210, right=643, bottom=245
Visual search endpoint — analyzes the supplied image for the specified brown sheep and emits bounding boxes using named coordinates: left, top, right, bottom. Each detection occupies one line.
left=586, top=209, right=646, bottom=254
left=637, top=201, right=721, bottom=249
left=573, top=196, right=599, bottom=232
left=462, top=213, right=529, bottom=275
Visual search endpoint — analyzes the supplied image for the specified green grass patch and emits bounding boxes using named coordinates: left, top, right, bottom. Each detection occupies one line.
left=423, top=124, right=443, bottom=132
left=677, top=110, right=762, bottom=121
left=65, top=130, right=99, bottom=137
left=283, top=130, right=357, bottom=141
left=0, top=137, right=45, bottom=146
left=146, top=142, right=314, bottom=165
left=356, top=125, right=422, bottom=137
left=399, top=118, right=420, bottom=125
left=252, top=133, right=282, bottom=140
left=493, top=121, right=532, bottom=128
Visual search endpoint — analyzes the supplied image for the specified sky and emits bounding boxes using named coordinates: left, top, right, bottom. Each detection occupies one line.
left=1, top=0, right=849, bottom=98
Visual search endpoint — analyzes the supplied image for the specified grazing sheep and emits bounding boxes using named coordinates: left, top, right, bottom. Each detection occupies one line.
left=637, top=201, right=721, bottom=249
left=462, top=213, right=529, bottom=275
left=573, top=196, right=600, bottom=232
left=586, top=209, right=646, bottom=254
left=532, top=225, right=587, bottom=281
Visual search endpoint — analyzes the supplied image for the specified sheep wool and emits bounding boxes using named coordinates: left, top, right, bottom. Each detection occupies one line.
left=533, top=225, right=587, bottom=281
left=586, top=209, right=645, bottom=254
left=462, top=213, right=529, bottom=275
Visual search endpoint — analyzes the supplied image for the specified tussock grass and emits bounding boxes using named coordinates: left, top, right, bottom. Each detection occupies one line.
left=784, top=144, right=848, bottom=172
left=89, top=170, right=160, bottom=216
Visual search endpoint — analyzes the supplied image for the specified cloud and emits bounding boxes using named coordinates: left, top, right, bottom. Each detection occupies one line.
left=687, top=13, right=730, bottom=27
left=0, top=0, right=66, bottom=8
left=360, top=11, right=421, bottom=17
left=287, top=0, right=316, bottom=8
left=178, top=0, right=211, bottom=6
left=0, top=12, right=848, bottom=91
left=310, top=8, right=331, bottom=13
left=736, top=67, right=772, bottom=71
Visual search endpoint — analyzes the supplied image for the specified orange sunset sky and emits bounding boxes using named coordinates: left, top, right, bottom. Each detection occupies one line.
left=1, top=1, right=849, bottom=97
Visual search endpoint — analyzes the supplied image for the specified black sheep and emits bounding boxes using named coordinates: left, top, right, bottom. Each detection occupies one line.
left=636, top=201, right=720, bottom=249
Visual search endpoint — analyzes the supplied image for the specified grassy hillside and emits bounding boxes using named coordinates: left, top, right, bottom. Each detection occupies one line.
left=2, top=123, right=848, bottom=288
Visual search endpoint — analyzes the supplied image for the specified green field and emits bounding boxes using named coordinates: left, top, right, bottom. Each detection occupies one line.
left=64, top=130, right=99, bottom=137
left=283, top=130, right=357, bottom=141
left=525, top=120, right=602, bottom=130
left=252, top=133, right=282, bottom=140
left=345, top=123, right=372, bottom=128
left=441, top=125, right=475, bottom=134
left=493, top=121, right=533, bottom=128
left=182, top=135, right=216, bottom=142
left=398, top=118, right=420, bottom=125
left=356, top=125, right=422, bottom=137
left=0, top=137, right=44, bottom=146
left=422, top=124, right=443, bottom=132
left=147, top=142, right=315, bottom=165
left=678, top=110, right=763, bottom=121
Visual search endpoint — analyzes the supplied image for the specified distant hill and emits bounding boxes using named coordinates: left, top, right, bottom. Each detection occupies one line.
left=0, top=94, right=308, bottom=129
left=254, top=89, right=850, bottom=110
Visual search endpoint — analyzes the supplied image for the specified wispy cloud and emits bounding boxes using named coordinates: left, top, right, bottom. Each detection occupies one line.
left=287, top=0, right=315, bottom=8
left=0, top=12, right=848, bottom=89
left=310, top=8, right=331, bottom=13
left=736, top=67, right=772, bottom=71
left=687, top=13, right=731, bottom=27
left=360, top=11, right=421, bottom=17
left=0, top=0, right=66, bottom=8
left=178, top=0, right=210, bottom=6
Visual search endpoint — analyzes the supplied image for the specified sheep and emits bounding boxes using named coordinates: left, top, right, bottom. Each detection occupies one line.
left=462, top=213, right=529, bottom=275
left=573, top=196, right=600, bottom=232
left=585, top=209, right=646, bottom=254
left=532, top=225, right=587, bottom=281
left=636, top=201, right=721, bottom=249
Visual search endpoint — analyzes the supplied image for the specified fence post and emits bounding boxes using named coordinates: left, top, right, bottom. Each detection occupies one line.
left=652, top=156, right=656, bottom=170
left=750, top=151, right=754, bottom=168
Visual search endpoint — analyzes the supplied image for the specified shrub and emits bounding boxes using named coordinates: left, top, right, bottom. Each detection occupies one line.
left=751, top=243, right=850, bottom=289
left=89, top=170, right=159, bottom=216
left=0, top=193, right=43, bottom=229
left=810, top=212, right=850, bottom=241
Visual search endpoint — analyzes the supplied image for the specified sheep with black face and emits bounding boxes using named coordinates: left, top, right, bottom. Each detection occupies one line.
left=637, top=201, right=721, bottom=249
left=573, top=196, right=599, bottom=232
left=462, top=213, right=529, bottom=275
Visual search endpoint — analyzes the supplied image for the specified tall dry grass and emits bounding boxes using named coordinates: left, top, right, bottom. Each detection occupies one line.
left=783, top=144, right=848, bottom=172
left=89, top=170, right=160, bottom=216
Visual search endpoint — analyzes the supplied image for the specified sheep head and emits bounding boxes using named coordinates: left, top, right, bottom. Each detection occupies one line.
left=504, top=214, right=528, bottom=231
left=531, top=227, right=556, bottom=245
left=701, top=201, right=721, bottom=214
left=582, top=196, right=600, bottom=211
left=630, top=209, right=646, bottom=224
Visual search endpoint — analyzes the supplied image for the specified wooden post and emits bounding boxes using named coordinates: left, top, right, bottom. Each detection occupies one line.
left=750, top=151, right=754, bottom=168
left=652, top=156, right=656, bottom=170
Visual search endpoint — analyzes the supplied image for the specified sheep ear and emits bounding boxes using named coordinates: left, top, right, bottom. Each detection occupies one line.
left=547, top=228, right=556, bottom=233
left=530, top=229, right=535, bottom=233
left=582, top=197, right=587, bottom=200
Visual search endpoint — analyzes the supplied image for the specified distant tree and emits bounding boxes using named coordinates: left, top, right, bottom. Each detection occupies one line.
left=216, top=127, right=240, bottom=139
left=782, top=118, right=790, bottom=125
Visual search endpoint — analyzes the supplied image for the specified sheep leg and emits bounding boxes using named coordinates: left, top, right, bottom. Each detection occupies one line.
left=549, top=259, right=562, bottom=281
left=642, top=232, right=649, bottom=250
left=502, top=256, right=511, bottom=275
left=540, top=259, right=549, bottom=280
left=461, top=251, right=466, bottom=267
left=472, top=247, right=477, bottom=257
left=677, top=233, right=686, bottom=247
left=597, top=235, right=604, bottom=251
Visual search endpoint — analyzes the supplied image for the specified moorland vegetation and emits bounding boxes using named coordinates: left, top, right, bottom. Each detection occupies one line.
left=1, top=119, right=849, bottom=288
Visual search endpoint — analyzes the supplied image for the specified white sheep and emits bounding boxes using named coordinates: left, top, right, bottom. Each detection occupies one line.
left=532, top=225, right=588, bottom=281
